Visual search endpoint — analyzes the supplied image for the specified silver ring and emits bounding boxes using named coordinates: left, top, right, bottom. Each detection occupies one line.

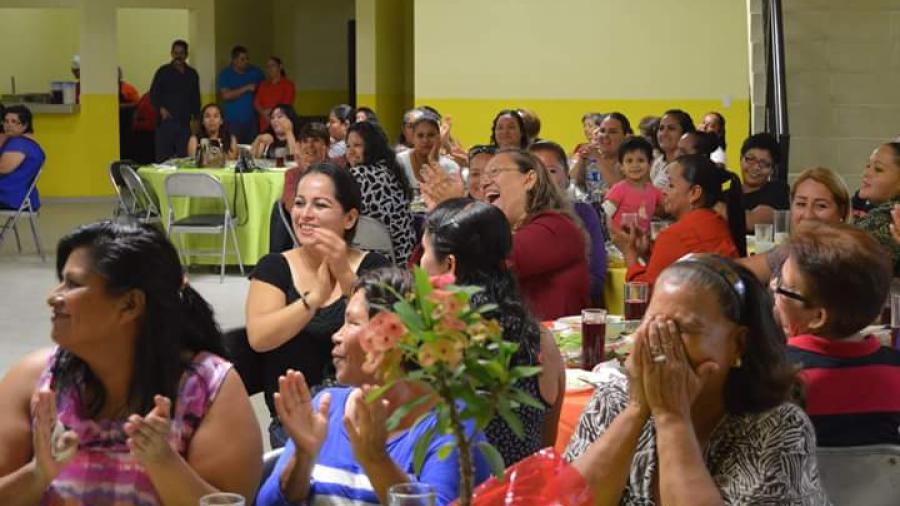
left=652, top=354, right=667, bottom=363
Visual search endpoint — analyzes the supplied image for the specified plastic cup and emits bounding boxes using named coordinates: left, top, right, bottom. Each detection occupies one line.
left=388, top=483, right=436, bottom=506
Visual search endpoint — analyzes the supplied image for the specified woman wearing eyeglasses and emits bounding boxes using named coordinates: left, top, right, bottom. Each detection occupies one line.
left=0, top=105, right=45, bottom=212
left=741, top=133, right=789, bottom=233
left=778, top=222, right=900, bottom=447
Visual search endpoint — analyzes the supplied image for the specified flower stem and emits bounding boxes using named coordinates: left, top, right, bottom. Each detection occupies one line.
left=440, top=381, right=474, bottom=506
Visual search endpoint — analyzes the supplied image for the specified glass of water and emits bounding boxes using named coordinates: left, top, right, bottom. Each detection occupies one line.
left=388, top=483, right=436, bottom=506
left=754, top=223, right=775, bottom=253
left=773, top=210, right=790, bottom=244
left=199, top=493, right=245, bottom=506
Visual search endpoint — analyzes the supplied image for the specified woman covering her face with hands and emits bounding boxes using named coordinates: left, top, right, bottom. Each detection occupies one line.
left=246, top=163, right=390, bottom=448
left=255, top=267, right=489, bottom=506
left=565, top=255, right=829, bottom=505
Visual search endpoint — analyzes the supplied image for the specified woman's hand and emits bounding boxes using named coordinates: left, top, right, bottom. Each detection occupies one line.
left=310, top=227, right=353, bottom=295
left=343, top=386, right=390, bottom=467
left=274, top=370, right=331, bottom=457
left=624, top=325, right=651, bottom=419
left=420, top=163, right=465, bottom=211
left=124, top=395, right=177, bottom=466
left=890, top=204, right=900, bottom=243
left=32, top=389, right=78, bottom=486
left=641, top=319, right=719, bottom=420
left=305, top=259, right=337, bottom=310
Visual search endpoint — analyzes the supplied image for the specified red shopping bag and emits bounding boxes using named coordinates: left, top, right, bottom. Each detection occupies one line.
left=456, top=447, right=594, bottom=506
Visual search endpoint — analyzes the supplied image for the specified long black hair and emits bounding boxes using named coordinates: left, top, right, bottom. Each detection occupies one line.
left=490, top=109, right=529, bottom=149
left=53, top=221, right=224, bottom=418
left=659, top=255, right=798, bottom=414
left=296, top=162, right=362, bottom=242
left=347, top=120, right=412, bottom=201
left=677, top=154, right=747, bottom=256
left=425, top=198, right=540, bottom=366
left=264, top=103, right=302, bottom=138
left=197, top=103, right=233, bottom=152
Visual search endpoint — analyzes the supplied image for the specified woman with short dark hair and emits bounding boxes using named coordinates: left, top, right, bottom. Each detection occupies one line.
left=1, top=105, right=45, bottom=211
left=741, top=132, right=789, bottom=232
left=779, top=222, right=900, bottom=447
left=566, top=255, right=829, bottom=504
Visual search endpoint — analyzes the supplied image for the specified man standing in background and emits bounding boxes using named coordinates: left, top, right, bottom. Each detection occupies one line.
left=149, top=39, right=200, bottom=162
left=217, top=45, right=263, bottom=144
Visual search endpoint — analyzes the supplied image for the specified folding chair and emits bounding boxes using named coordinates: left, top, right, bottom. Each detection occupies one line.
left=118, top=164, right=161, bottom=225
left=0, top=163, right=45, bottom=261
left=352, top=215, right=395, bottom=264
left=108, top=160, right=137, bottom=220
left=163, top=172, right=244, bottom=282
left=817, top=444, right=900, bottom=506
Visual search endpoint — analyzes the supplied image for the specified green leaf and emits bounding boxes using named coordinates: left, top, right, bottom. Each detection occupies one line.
left=413, top=267, right=434, bottom=298
left=497, top=400, right=524, bottom=439
left=413, top=424, right=437, bottom=475
left=386, top=394, right=434, bottom=431
left=436, top=441, right=455, bottom=460
left=364, top=382, right=394, bottom=403
left=393, top=300, right=424, bottom=330
left=475, top=441, right=507, bottom=481
left=509, top=387, right=545, bottom=410
left=509, top=365, right=543, bottom=380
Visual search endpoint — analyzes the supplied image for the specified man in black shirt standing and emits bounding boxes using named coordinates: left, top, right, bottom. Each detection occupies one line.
left=149, top=39, right=200, bottom=162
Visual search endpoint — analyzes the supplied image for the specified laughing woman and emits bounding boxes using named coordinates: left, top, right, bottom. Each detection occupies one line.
left=855, top=142, right=900, bottom=276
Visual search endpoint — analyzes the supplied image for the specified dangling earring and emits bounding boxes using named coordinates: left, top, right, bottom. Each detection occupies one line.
left=733, top=357, right=742, bottom=368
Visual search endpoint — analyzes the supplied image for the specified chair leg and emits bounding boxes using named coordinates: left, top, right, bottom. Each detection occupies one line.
left=28, top=213, right=45, bottom=262
left=220, top=226, right=228, bottom=283
left=13, top=222, right=22, bottom=253
left=228, top=218, right=245, bottom=277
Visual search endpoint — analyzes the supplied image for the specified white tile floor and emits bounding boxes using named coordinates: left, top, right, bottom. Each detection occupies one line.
left=0, top=199, right=272, bottom=448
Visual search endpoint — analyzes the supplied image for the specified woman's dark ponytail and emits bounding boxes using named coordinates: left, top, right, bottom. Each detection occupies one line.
left=719, top=169, right=747, bottom=256
left=180, top=284, right=225, bottom=356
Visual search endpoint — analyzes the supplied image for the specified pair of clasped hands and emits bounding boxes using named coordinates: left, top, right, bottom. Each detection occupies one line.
left=31, top=389, right=176, bottom=484
left=624, top=316, right=720, bottom=420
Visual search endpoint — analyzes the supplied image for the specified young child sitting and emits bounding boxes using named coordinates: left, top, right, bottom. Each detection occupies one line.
left=602, top=136, right=663, bottom=232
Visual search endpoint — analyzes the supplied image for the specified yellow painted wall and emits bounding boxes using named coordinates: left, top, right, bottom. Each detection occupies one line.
left=116, top=8, right=190, bottom=94
left=0, top=8, right=80, bottom=95
left=274, top=0, right=353, bottom=116
left=414, top=0, right=750, bottom=169
left=214, top=0, right=274, bottom=74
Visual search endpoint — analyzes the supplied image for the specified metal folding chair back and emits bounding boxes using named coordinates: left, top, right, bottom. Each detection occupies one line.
left=163, top=172, right=244, bottom=282
left=118, top=165, right=161, bottom=224
left=0, top=162, right=46, bottom=261
left=817, top=444, right=900, bottom=506
left=351, top=215, right=395, bottom=264
left=109, top=160, right=138, bottom=220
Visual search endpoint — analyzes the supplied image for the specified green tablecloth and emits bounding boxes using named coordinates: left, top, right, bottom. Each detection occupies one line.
left=138, top=167, right=285, bottom=266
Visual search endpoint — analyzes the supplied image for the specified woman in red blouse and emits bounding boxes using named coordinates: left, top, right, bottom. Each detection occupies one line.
left=614, top=154, right=746, bottom=285
left=481, top=148, right=589, bottom=320
left=254, top=57, right=295, bottom=133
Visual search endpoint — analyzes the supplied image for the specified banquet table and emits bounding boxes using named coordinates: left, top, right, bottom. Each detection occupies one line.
left=138, top=166, right=285, bottom=266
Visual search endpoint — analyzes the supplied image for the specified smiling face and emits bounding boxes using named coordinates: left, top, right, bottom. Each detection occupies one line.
left=657, top=114, right=685, bottom=157
left=859, top=144, right=900, bottom=205
left=597, top=116, right=626, bottom=157
left=332, top=290, right=378, bottom=385
left=493, top=115, right=523, bottom=149
left=772, top=255, right=820, bottom=337
left=202, top=106, right=223, bottom=135
left=291, top=173, right=356, bottom=245
left=662, top=162, right=696, bottom=218
left=467, top=152, right=493, bottom=200
left=741, top=147, right=775, bottom=190
left=3, top=112, right=26, bottom=136
left=413, top=121, right=439, bottom=157
left=481, top=153, right=536, bottom=227
left=532, top=149, right=568, bottom=190
left=345, top=131, right=365, bottom=167
left=790, top=178, right=844, bottom=226
left=621, top=149, right=651, bottom=184
left=698, top=113, right=722, bottom=136
left=270, top=108, right=288, bottom=136
left=327, top=113, right=348, bottom=141
left=46, top=247, right=135, bottom=352
left=644, top=275, right=743, bottom=397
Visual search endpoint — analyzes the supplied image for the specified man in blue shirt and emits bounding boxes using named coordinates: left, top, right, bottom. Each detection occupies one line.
left=217, top=45, right=264, bottom=144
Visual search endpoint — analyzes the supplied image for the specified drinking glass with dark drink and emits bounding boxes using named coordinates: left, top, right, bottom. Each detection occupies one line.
left=581, top=308, right=607, bottom=371
left=274, top=146, right=288, bottom=167
left=624, top=281, right=649, bottom=321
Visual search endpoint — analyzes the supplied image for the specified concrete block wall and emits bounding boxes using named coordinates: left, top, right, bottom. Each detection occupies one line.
left=750, top=0, right=900, bottom=188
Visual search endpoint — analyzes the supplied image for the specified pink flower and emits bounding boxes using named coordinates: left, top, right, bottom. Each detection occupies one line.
left=430, top=273, right=456, bottom=289
left=439, top=314, right=466, bottom=332
left=366, top=312, right=408, bottom=352
left=428, top=289, right=463, bottom=315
